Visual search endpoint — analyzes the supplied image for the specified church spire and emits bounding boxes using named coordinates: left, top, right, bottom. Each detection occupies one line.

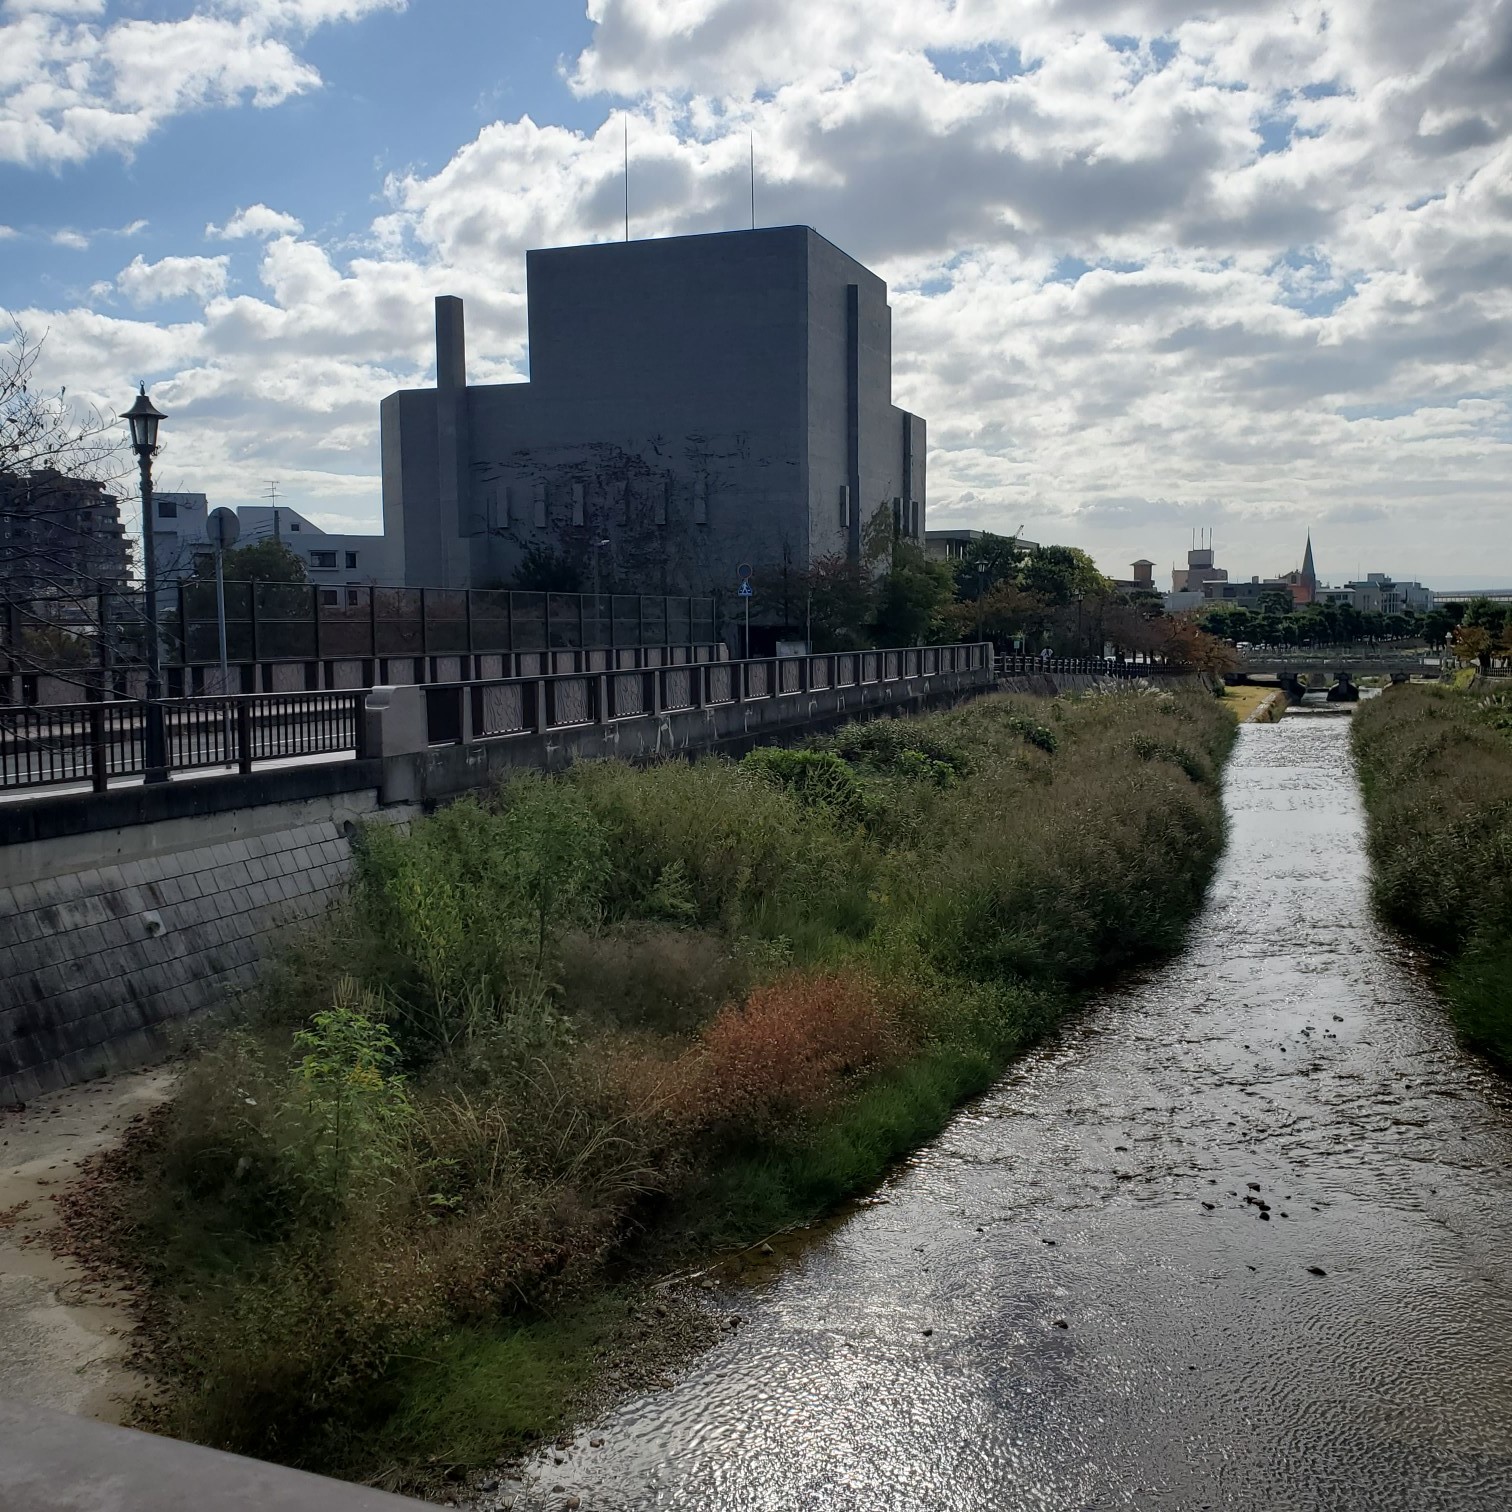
left=1298, top=532, right=1317, bottom=605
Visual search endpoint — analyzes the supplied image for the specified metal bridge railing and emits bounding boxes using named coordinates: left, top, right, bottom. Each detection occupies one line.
left=995, top=654, right=1166, bottom=678
left=0, top=690, right=366, bottom=794
left=417, top=642, right=994, bottom=748
left=1, top=643, right=995, bottom=795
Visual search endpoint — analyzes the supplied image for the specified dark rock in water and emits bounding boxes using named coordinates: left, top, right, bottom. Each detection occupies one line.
left=1307, top=1266, right=1328, bottom=1277
left=1053, top=1319, right=1069, bottom=1329
left=1259, top=1211, right=1270, bottom=1221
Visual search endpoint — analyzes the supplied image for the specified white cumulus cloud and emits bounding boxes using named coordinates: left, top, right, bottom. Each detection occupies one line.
left=207, top=204, right=305, bottom=240
left=0, top=0, right=404, bottom=167
left=116, top=253, right=231, bottom=305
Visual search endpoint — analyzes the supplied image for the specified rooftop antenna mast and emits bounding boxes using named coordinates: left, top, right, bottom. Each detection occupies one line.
left=623, top=116, right=629, bottom=243
left=266, top=480, right=281, bottom=543
left=749, top=128, right=755, bottom=230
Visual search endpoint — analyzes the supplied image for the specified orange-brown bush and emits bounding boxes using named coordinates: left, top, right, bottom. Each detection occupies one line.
left=665, top=970, right=907, bottom=1139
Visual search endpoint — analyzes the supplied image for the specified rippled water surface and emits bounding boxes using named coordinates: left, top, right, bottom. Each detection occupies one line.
left=516, top=713, right=1512, bottom=1510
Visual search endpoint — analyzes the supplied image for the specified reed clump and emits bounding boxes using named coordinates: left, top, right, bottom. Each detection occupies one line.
left=1353, top=683, right=1512, bottom=1063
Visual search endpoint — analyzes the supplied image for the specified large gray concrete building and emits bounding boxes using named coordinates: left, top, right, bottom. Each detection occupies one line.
left=380, top=226, right=926, bottom=607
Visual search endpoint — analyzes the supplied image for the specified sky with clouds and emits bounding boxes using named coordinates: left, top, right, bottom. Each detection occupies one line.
left=2, top=0, right=1509, bottom=590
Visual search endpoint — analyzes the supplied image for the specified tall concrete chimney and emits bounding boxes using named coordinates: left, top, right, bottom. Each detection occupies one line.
left=434, top=296, right=470, bottom=586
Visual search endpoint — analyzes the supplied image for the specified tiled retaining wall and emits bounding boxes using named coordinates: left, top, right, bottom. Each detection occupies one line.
left=0, top=788, right=389, bottom=1106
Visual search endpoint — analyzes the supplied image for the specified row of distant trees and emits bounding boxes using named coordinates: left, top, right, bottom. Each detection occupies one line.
left=1196, top=591, right=1512, bottom=669
left=794, top=525, right=1234, bottom=671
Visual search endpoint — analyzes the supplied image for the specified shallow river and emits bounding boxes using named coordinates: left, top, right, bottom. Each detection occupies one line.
left=515, top=711, right=1512, bottom=1510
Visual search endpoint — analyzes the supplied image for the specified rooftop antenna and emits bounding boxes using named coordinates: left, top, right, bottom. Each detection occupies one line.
left=623, top=115, right=629, bottom=243
left=265, top=480, right=280, bottom=543
left=749, top=128, right=756, bottom=230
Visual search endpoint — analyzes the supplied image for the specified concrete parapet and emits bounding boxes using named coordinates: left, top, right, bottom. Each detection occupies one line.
left=0, top=1397, right=422, bottom=1510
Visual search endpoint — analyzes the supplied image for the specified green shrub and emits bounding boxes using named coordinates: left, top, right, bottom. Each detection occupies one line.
left=741, top=746, right=871, bottom=826
left=1005, top=711, right=1058, bottom=753
left=825, top=718, right=971, bottom=777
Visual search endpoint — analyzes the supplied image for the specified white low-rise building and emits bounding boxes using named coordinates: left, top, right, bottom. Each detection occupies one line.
left=152, top=496, right=398, bottom=597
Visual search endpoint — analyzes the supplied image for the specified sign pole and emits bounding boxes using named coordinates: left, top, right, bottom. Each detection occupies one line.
left=736, top=561, right=754, bottom=659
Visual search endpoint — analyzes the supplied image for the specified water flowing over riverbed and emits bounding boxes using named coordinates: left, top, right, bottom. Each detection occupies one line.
left=509, top=711, right=1512, bottom=1510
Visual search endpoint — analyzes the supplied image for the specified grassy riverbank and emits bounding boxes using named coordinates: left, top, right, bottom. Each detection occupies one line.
left=74, top=687, right=1233, bottom=1483
left=1353, top=684, right=1512, bottom=1065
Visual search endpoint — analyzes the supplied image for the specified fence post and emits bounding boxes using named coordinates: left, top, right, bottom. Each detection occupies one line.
left=418, top=587, right=430, bottom=685
left=89, top=704, right=107, bottom=794
left=236, top=699, right=253, bottom=774
left=535, top=678, right=549, bottom=734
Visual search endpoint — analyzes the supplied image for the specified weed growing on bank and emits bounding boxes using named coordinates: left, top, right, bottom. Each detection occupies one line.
left=1353, top=684, right=1512, bottom=1064
left=92, top=688, right=1233, bottom=1479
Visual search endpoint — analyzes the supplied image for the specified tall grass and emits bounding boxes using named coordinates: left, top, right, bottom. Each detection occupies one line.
left=1353, top=684, right=1512, bottom=1064
left=88, top=686, right=1233, bottom=1479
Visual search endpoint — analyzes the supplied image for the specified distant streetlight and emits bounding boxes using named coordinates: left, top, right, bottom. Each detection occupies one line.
left=121, top=384, right=168, bottom=783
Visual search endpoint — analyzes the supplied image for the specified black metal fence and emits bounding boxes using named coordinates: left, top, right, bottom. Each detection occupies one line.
left=421, top=643, right=993, bottom=748
left=0, top=691, right=365, bottom=793
left=1, top=585, right=716, bottom=668
left=177, top=584, right=717, bottom=664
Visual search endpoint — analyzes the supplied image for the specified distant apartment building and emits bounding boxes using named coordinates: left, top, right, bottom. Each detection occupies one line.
left=925, top=529, right=1038, bottom=562
left=1337, top=574, right=1432, bottom=616
left=0, top=470, right=131, bottom=608
left=380, top=225, right=928, bottom=601
left=1203, top=576, right=1299, bottom=608
left=153, top=494, right=397, bottom=598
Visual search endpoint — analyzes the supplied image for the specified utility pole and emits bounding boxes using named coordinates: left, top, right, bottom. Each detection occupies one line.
left=266, top=480, right=280, bottom=543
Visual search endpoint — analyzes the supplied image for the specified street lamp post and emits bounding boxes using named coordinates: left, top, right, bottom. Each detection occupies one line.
left=122, top=385, right=168, bottom=783
left=590, top=538, right=611, bottom=649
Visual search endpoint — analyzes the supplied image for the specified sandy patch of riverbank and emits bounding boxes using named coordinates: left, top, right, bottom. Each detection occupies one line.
left=0, top=1069, right=175, bottom=1421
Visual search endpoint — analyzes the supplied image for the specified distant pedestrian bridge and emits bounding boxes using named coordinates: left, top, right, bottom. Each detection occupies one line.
left=1232, top=651, right=1437, bottom=683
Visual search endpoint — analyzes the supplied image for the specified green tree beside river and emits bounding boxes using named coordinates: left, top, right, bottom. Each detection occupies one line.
left=75, top=687, right=1234, bottom=1483
left=1353, top=684, right=1512, bottom=1065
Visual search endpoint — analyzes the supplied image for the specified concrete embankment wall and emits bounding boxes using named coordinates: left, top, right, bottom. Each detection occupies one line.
left=1, top=663, right=992, bottom=1106
left=0, top=774, right=397, bottom=1107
